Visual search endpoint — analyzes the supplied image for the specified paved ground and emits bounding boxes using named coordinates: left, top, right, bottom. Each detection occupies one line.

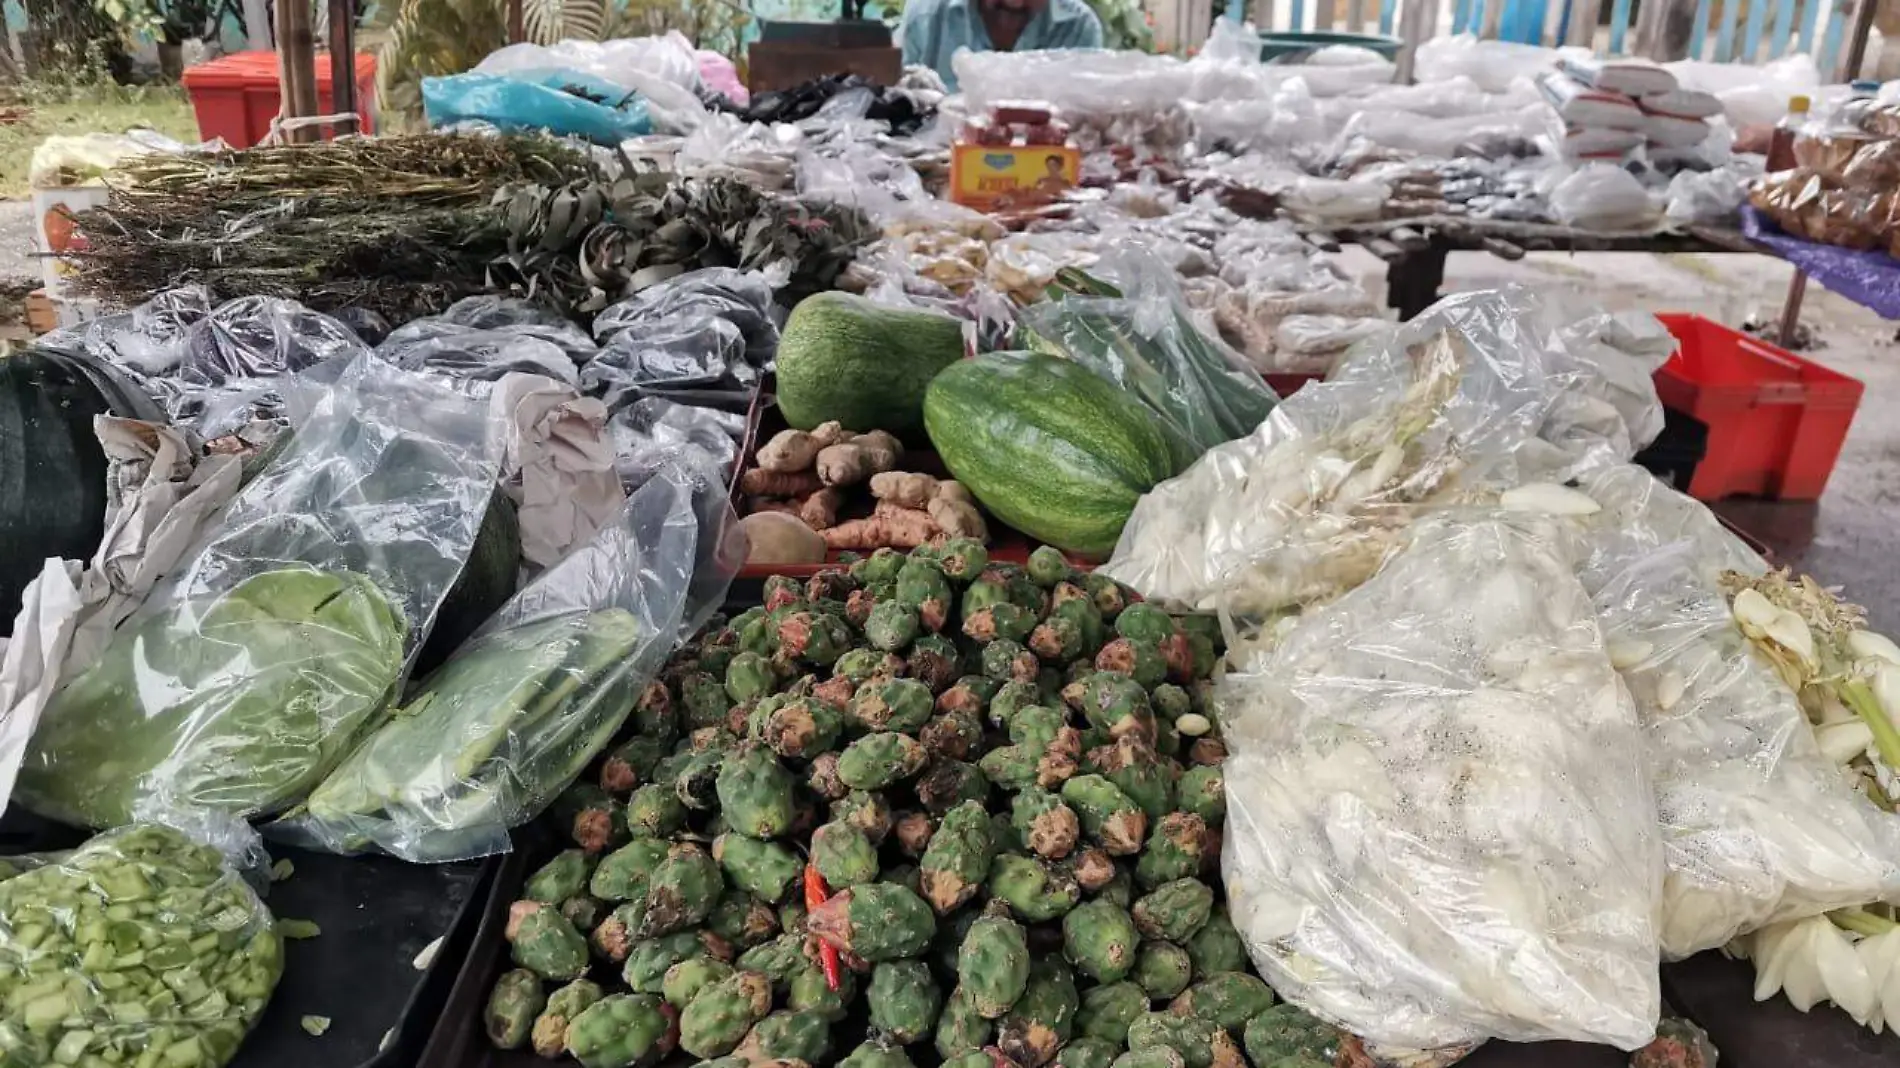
left=0, top=200, right=37, bottom=283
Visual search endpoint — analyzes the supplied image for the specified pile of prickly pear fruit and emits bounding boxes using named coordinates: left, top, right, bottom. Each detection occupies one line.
left=485, top=542, right=1350, bottom=1068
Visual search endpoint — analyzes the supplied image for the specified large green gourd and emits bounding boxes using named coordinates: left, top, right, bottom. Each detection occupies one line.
left=775, top=292, right=966, bottom=437
left=924, top=351, right=1181, bottom=558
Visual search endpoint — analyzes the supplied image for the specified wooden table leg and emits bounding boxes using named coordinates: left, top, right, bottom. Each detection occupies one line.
left=1386, top=242, right=1448, bottom=321
left=1777, top=271, right=1808, bottom=348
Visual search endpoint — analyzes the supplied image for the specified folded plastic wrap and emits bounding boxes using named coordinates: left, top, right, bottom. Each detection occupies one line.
left=1103, top=288, right=1670, bottom=616
left=1220, top=510, right=1662, bottom=1052
left=1572, top=465, right=1900, bottom=958
left=16, top=356, right=505, bottom=830
left=0, top=825, right=282, bottom=1068
left=277, top=460, right=739, bottom=860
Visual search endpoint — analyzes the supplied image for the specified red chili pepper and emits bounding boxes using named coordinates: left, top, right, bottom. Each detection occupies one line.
left=803, top=864, right=842, bottom=991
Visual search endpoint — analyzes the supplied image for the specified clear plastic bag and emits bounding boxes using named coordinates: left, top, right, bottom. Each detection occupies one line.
left=1572, top=465, right=1900, bottom=958
left=1023, top=250, right=1279, bottom=454
left=0, top=824, right=282, bottom=1068
left=179, top=296, right=367, bottom=387
left=591, top=267, right=779, bottom=367
left=70, top=286, right=216, bottom=378
left=1220, top=510, right=1662, bottom=1052
left=1547, top=163, right=1658, bottom=230
left=377, top=323, right=583, bottom=385
left=609, top=397, right=743, bottom=493
left=16, top=356, right=505, bottom=830
left=278, top=459, right=741, bottom=860
left=581, top=317, right=753, bottom=411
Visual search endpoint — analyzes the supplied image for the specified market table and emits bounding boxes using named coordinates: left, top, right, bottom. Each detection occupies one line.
left=1300, top=221, right=1758, bottom=321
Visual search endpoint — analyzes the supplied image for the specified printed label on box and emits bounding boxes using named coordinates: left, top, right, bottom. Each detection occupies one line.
left=950, top=144, right=1080, bottom=209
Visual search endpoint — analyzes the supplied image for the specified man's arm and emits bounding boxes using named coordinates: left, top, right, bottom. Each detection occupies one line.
left=901, top=0, right=941, bottom=68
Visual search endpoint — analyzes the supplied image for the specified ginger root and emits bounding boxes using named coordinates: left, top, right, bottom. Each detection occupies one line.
left=740, top=468, right=824, bottom=497
left=867, top=474, right=986, bottom=540
left=757, top=428, right=825, bottom=473
left=799, top=487, right=845, bottom=531
left=816, top=430, right=902, bottom=488
left=868, top=471, right=941, bottom=508
left=824, top=507, right=941, bottom=550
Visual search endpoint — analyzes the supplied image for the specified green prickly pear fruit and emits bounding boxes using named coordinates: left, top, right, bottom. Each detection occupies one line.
left=484, top=968, right=545, bottom=1049
left=788, top=963, right=857, bottom=1021
left=1131, top=879, right=1214, bottom=944
left=919, top=801, right=996, bottom=914
left=1087, top=738, right=1178, bottom=822
left=999, top=957, right=1079, bottom=1068
left=565, top=994, right=672, bottom=1068
left=812, top=820, right=881, bottom=888
left=1150, top=683, right=1192, bottom=723
left=1082, top=573, right=1129, bottom=619
left=763, top=574, right=806, bottom=611
left=841, top=1039, right=920, bottom=1068
left=590, top=901, right=646, bottom=963
left=715, top=745, right=797, bottom=839
left=897, top=559, right=954, bottom=632
left=1183, top=913, right=1247, bottom=978
left=1096, top=638, right=1169, bottom=689
left=590, top=837, right=671, bottom=902
left=1026, top=546, right=1071, bottom=587
left=553, top=782, right=628, bottom=854
left=964, top=603, right=1039, bottom=644
left=1242, top=1004, right=1342, bottom=1068
left=531, top=978, right=604, bottom=1057
left=935, top=986, right=995, bottom=1059
left=631, top=680, right=679, bottom=745
left=808, top=882, right=937, bottom=961
left=1061, top=775, right=1147, bottom=855
left=866, top=601, right=922, bottom=651
left=982, top=639, right=1040, bottom=683
left=906, top=633, right=964, bottom=692
left=1051, top=590, right=1106, bottom=655
left=1136, top=812, right=1208, bottom=888
left=868, top=959, right=944, bottom=1044
left=776, top=610, right=852, bottom=666
left=1114, top=604, right=1177, bottom=643
left=1055, top=1038, right=1121, bottom=1068
left=1066, top=846, right=1117, bottom=895
left=561, top=894, right=607, bottom=931
left=1126, top=1011, right=1245, bottom=1068
left=1066, top=673, right=1156, bottom=747
left=663, top=956, right=735, bottom=1008
left=850, top=678, right=935, bottom=733
left=678, top=970, right=774, bottom=1058
left=916, top=759, right=990, bottom=815
left=726, top=651, right=778, bottom=703
left=1133, top=940, right=1193, bottom=999
left=944, top=1053, right=996, bottom=1068
left=682, top=671, right=734, bottom=730
left=601, top=733, right=669, bottom=794
left=979, top=745, right=1040, bottom=792
left=640, top=842, right=725, bottom=937
left=713, top=833, right=802, bottom=903
left=832, top=790, right=895, bottom=844
left=939, top=538, right=990, bottom=582
left=808, top=752, right=850, bottom=801
left=509, top=902, right=588, bottom=981
left=837, top=732, right=930, bottom=790
left=623, top=930, right=724, bottom=994
left=987, top=681, right=1042, bottom=728
left=937, top=675, right=1000, bottom=717
left=1012, top=786, right=1081, bottom=860
left=835, top=647, right=906, bottom=682
left=988, top=854, right=1081, bottom=922
left=527, top=849, right=595, bottom=904
left=735, top=933, right=812, bottom=992
left=1175, top=765, right=1225, bottom=826
left=707, top=891, right=779, bottom=949
left=1062, top=899, right=1139, bottom=982
left=957, top=910, right=1031, bottom=1018
left=761, top=696, right=843, bottom=760
left=855, top=547, right=907, bottom=585
left=737, top=1010, right=832, bottom=1063
left=1112, top=1050, right=1188, bottom=1068
left=919, top=710, right=983, bottom=761
left=1097, top=866, right=1136, bottom=909
left=628, top=782, right=689, bottom=837
left=1169, top=973, right=1275, bottom=1031
left=1076, top=980, right=1148, bottom=1045
left=1029, top=616, right=1086, bottom=663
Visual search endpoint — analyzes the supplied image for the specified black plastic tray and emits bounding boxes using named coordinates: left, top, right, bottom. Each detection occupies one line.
left=0, top=809, right=498, bottom=1068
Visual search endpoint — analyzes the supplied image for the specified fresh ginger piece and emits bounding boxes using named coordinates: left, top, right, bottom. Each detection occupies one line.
left=823, top=508, right=942, bottom=550
left=935, top=480, right=975, bottom=506
left=799, top=487, right=845, bottom=531
left=816, top=434, right=901, bottom=487
left=810, top=421, right=852, bottom=448
left=869, top=471, right=941, bottom=508
left=740, top=468, right=824, bottom=497
left=757, top=429, right=823, bottom=472
left=927, top=496, right=988, bottom=542
left=741, top=512, right=827, bottom=564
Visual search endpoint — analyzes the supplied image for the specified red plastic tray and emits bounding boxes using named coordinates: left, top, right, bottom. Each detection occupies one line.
left=1654, top=315, right=1863, bottom=502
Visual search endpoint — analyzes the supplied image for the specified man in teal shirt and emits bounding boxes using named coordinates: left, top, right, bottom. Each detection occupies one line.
left=900, top=0, right=1105, bottom=91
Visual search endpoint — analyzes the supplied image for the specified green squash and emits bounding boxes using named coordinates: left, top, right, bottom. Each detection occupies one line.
left=775, top=291, right=966, bottom=437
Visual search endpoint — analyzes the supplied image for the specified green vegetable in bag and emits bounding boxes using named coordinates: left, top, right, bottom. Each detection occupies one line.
left=18, top=567, right=407, bottom=829
left=0, top=825, right=283, bottom=1068
left=289, top=609, right=647, bottom=859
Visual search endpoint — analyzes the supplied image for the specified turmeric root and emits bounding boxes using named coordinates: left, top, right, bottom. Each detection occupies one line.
left=817, top=430, right=902, bottom=488
left=799, top=487, right=845, bottom=531
left=757, top=428, right=825, bottom=472
left=868, top=471, right=940, bottom=508
left=823, top=508, right=942, bottom=550
left=740, top=468, right=824, bottom=497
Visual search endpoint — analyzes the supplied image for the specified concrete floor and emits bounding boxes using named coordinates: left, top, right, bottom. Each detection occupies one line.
left=1337, top=245, right=1900, bottom=635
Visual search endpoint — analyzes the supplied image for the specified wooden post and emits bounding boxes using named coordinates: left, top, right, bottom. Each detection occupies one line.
left=1839, top=0, right=1877, bottom=77
left=507, top=0, right=525, bottom=44
left=1634, top=0, right=1697, bottom=59
left=328, top=0, right=358, bottom=136
left=276, top=0, right=321, bottom=143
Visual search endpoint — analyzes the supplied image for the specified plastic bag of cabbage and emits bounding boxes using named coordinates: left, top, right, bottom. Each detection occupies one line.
left=1571, top=465, right=1900, bottom=958
left=1220, top=510, right=1663, bottom=1054
left=275, top=459, right=742, bottom=862
left=15, top=355, right=505, bottom=830
left=0, top=825, right=282, bottom=1068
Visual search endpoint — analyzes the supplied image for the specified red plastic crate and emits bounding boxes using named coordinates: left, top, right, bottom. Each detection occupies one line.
left=182, top=51, right=377, bottom=149
left=1654, top=314, right=1863, bottom=501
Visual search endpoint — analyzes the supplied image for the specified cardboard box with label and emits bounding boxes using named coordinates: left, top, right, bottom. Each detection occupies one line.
left=950, top=144, right=1081, bottom=211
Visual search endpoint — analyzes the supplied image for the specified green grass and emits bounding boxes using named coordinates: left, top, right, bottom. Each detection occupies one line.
left=0, top=83, right=200, bottom=200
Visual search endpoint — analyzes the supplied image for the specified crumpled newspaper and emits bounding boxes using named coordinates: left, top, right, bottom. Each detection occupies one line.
left=493, top=373, right=625, bottom=570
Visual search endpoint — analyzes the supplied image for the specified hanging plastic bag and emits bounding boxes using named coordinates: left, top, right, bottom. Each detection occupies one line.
left=277, top=458, right=741, bottom=861
left=1024, top=251, right=1279, bottom=455
left=14, top=355, right=506, bottom=830
left=1573, top=465, right=1900, bottom=958
left=1220, top=510, right=1662, bottom=1053
left=422, top=71, right=652, bottom=146
left=0, top=824, right=283, bottom=1068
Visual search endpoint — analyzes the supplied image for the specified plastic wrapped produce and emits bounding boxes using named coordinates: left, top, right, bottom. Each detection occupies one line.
left=279, top=459, right=741, bottom=860
left=16, top=356, right=504, bottom=829
left=591, top=268, right=779, bottom=367
left=1573, top=465, right=1900, bottom=958
left=0, top=825, right=283, bottom=1067
left=179, top=296, right=367, bottom=386
left=581, top=317, right=754, bottom=411
left=1220, top=510, right=1662, bottom=1052
left=378, top=324, right=582, bottom=385
left=609, top=398, right=743, bottom=493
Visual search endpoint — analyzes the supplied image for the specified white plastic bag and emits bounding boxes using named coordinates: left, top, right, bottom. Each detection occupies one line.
left=1573, top=465, right=1900, bottom=958
left=1547, top=163, right=1657, bottom=230
left=1220, top=510, right=1662, bottom=1051
left=1665, top=167, right=1747, bottom=224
